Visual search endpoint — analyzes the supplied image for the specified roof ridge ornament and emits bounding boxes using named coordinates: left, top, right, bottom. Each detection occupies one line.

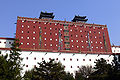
left=39, top=11, right=55, bottom=19
left=72, top=15, right=88, bottom=22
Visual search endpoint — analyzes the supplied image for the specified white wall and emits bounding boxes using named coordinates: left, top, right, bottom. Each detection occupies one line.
left=0, top=39, right=14, bottom=48
left=112, top=46, right=120, bottom=53
left=0, top=50, right=114, bottom=75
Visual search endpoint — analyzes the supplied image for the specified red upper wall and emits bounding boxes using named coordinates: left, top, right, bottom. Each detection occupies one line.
left=16, top=16, right=112, bottom=54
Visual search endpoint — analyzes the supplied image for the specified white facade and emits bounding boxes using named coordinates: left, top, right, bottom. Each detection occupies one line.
left=111, top=46, right=120, bottom=65
left=0, top=38, right=14, bottom=48
left=0, top=49, right=114, bottom=75
left=112, top=46, right=120, bottom=53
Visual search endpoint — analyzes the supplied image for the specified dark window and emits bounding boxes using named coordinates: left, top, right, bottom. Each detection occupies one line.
left=71, top=66, right=72, bottom=68
left=34, top=57, right=36, bottom=60
left=42, top=58, right=44, bottom=60
left=27, top=31, right=29, bottom=33
left=89, top=59, right=91, bottom=61
left=71, top=35, right=72, bottom=37
left=4, top=42, right=6, bottom=44
left=26, top=65, right=28, bottom=67
left=33, top=26, right=35, bottom=28
left=77, top=59, right=79, bottom=61
left=90, top=66, right=92, bottom=68
left=83, top=59, right=85, bottom=61
left=39, top=22, right=41, bottom=24
left=0, top=41, right=1, bottom=43
left=50, top=33, right=52, bottom=35
left=26, top=57, right=28, bottom=60
left=8, top=42, right=11, bottom=44
left=81, top=35, right=83, bottom=37
left=71, top=73, right=73, bottom=75
left=70, top=58, right=72, bottom=61
left=44, top=27, right=46, bottom=29
left=55, top=28, right=57, bottom=30
left=63, top=58, right=65, bottom=61
left=56, top=58, right=58, bottom=60
left=77, top=66, right=79, bottom=68
left=49, top=58, right=51, bottom=60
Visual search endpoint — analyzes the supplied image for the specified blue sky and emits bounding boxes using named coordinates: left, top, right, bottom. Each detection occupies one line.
left=0, top=0, right=120, bottom=45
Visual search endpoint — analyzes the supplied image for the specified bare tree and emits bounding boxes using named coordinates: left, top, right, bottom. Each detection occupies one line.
left=75, top=65, right=94, bottom=79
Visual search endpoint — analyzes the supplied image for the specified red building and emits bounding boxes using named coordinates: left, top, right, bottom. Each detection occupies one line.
left=0, top=12, right=115, bottom=75
left=16, top=12, right=112, bottom=54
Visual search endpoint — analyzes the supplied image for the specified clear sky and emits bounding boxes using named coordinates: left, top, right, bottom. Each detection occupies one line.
left=0, top=0, right=120, bottom=45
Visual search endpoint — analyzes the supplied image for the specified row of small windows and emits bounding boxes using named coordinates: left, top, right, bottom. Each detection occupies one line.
left=21, top=21, right=105, bottom=30
left=21, top=24, right=103, bottom=33
left=44, top=38, right=63, bottom=41
left=22, top=25, right=34, bottom=28
left=0, top=41, right=12, bottom=44
left=114, top=50, right=120, bottom=53
left=71, top=40, right=102, bottom=44
left=44, top=38, right=102, bottom=44
left=20, top=35, right=101, bottom=43
left=25, top=57, right=109, bottom=62
left=25, top=57, right=92, bottom=61
left=25, top=65, right=88, bottom=69
left=25, top=60, right=109, bottom=68
left=21, top=42, right=35, bottom=45
left=25, top=65, right=87, bottom=69
left=22, top=25, right=60, bottom=31
left=70, top=29, right=101, bottom=34
left=21, top=30, right=59, bottom=36
left=71, top=35, right=101, bottom=39
left=44, top=32, right=58, bottom=35
left=22, top=30, right=101, bottom=37
left=21, top=31, right=35, bottom=34
left=71, top=45, right=103, bottom=49
left=21, top=42, right=103, bottom=49
left=21, top=36, right=35, bottom=39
